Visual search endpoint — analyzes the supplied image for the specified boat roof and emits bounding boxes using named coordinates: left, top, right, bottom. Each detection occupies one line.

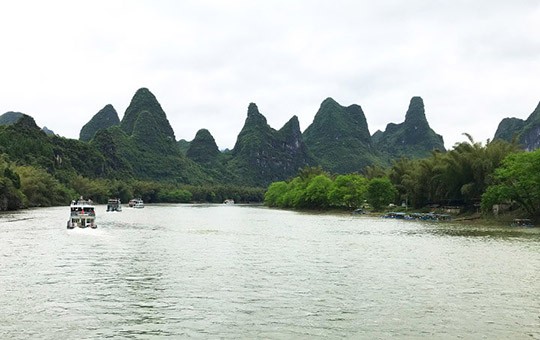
left=71, top=199, right=94, bottom=207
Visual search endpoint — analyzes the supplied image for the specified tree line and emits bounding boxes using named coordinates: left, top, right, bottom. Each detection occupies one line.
left=265, top=135, right=540, bottom=220
left=2, top=133, right=539, bottom=220
left=0, top=154, right=264, bottom=210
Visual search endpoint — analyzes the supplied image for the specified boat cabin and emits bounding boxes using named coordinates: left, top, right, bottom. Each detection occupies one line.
left=67, top=199, right=97, bottom=228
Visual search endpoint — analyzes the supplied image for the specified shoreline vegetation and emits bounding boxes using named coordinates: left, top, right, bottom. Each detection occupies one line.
left=1, top=129, right=539, bottom=226
left=1, top=88, right=539, bottom=227
left=263, top=142, right=540, bottom=226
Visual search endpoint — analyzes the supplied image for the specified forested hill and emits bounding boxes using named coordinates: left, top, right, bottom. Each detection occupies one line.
left=374, top=96, right=446, bottom=159
left=228, top=103, right=312, bottom=186
left=1, top=89, right=538, bottom=193
left=79, top=104, right=120, bottom=142
left=303, top=98, right=378, bottom=173
left=493, top=101, right=540, bottom=151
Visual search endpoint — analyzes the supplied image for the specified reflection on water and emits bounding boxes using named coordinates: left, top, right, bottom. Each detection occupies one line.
left=0, top=205, right=539, bottom=339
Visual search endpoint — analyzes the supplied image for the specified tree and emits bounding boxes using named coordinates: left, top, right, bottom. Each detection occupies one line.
left=264, top=181, right=288, bottom=207
left=366, top=177, right=397, bottom=211
left=481, top=149, right=540, bottom=217
left=69, top=175, right=110, bottom=203
left=16, top=165, right=73, bottom=206
left=304, top=174, right=333, bottom=209
left=158, top=188, right=192, bottom=203
left=328, top=174, right=368, bottom=208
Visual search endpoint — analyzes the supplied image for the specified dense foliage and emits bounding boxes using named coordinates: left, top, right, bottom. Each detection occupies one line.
left=264, top=136, right=538, bottom=220
left=481, top=148, right=540, bottom=217
left=0, top=108, right=264, bottom=210
left=0, top=158, right=265, bottom=210
left=264, top=167, right=395, bottom=211
left=0, top=156, right=25, bottom=210
left=388, top=135, right=519, bottom=210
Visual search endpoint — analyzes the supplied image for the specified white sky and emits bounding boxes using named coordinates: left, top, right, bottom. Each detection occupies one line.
left=1, top=0, right=539, bottom=150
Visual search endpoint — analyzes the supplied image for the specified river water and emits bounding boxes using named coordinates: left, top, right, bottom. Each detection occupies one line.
left=1, top=204, right=539, bottom=339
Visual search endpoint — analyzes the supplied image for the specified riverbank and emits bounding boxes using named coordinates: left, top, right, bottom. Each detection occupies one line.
left=300, top=208, right=540, bottom=227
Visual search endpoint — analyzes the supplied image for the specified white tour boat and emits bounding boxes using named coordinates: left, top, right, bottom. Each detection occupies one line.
left=107, top=198, right=122, bottom=212
left=67, top=198, right=97, bottom=229
left=128, top=198, right=144, bottom=208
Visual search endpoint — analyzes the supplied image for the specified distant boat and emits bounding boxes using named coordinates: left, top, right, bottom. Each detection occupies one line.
left=106, top=198, right=122, bottom=212
left=511, top=219, right=534, bottom=227
left=128, top=198, right=144, bottom=208
left=67, top=198, right=96, bottom=229
left=223, top=199, right=235, bottom=205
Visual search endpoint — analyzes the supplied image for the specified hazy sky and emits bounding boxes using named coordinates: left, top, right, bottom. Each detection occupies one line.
left=1, top=0, right=539, bottom=150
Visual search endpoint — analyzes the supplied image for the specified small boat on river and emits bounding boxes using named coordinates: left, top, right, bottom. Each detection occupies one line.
left=106, top=198, right=122, bottom=212
left=511, top=219, right=534, bottom=227
left=67, top=198, right=96, bottom=229
left=128, top=198, right=144, bottom=208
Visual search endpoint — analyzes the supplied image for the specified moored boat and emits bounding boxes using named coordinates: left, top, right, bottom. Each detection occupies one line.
left=381, top=211, right=452, bottom=221
left=67, top=198, right=97, bottom=229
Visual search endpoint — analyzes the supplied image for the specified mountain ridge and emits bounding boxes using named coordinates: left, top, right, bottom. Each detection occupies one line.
left=494, top=101, right=540, bottom=151
left=5, top=88, right=535, bottom=188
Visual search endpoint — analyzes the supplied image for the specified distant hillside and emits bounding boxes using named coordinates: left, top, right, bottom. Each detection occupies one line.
left=303, top=98, right=379, bottom=173
left=375, top=97, right=445, bottom=159
left=186, top=129, right=239, bottom=183
left=0, top=112, right=24, bottom=125
left=90, top=88, right=206, bottom=183
left=120, top=88, right=175, bottom=140
left=177, top=139, right=190, bottom=155
left=187, top=129, right=220, bottom=164
left=0, top=114, right=112, bottom=178
left=494, top=101, right=540, bottom=151
left=229, top=103, right=312, bottom=186
left=6, top=88, right=534, bottom=190
left=79, top=104, right=120, bottom=142
left=42, top=126, right=55, bottom=135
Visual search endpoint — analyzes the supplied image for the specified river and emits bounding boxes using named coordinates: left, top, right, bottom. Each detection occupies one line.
left=1, top=204, right=539, bottom=339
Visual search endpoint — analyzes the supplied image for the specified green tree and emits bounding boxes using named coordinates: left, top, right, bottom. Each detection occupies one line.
left=16, top=165, right=73, bottom=206
left=0, top=156, right=25, bottom=210
left=481, top=149, right=540, bottom=217
left=366, top=177, right=397, bottom=211
left=264, top=181, right=288, bottom=207
left=158, top=188, right=192, bottom=203
left=304, top=174, right=333, bottom=209
left=328, top=174, right=368, bottom=208
left=0, top=177, right=25, bottom=210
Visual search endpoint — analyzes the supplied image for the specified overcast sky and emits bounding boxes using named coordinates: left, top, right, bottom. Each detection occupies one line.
left=1, top=0, right=539, bottom=150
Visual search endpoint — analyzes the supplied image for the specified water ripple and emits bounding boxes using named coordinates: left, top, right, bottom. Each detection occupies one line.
left=0, top=205, right=538, bottom=339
